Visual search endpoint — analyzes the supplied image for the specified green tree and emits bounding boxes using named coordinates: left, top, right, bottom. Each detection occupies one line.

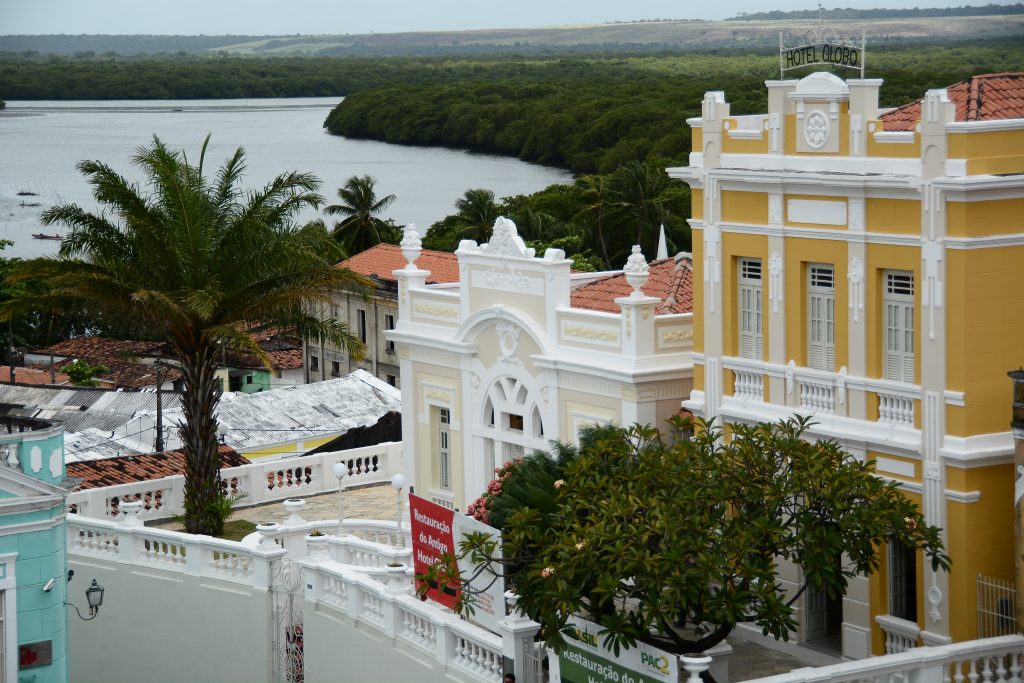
left=2, top=137, right=368, bottom=535
left=62, top=359, right=109, bottom=387
left=453, top=188, right=500, bottom=245
left=429, top=418, right=949, bottom=666
left=574, top=174, right=614, bottom=269
left=324, top=175, right=400, bottom=255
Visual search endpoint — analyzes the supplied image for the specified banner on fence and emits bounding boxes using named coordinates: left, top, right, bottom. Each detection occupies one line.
left=409, top=494, right=459, bottom=609
left=552, top=615, right=678, bottom=683
left=408, top=494, right=507, bottom=631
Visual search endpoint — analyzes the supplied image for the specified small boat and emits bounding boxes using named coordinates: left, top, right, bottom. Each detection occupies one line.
left=32, top=233, right=62, bottom=240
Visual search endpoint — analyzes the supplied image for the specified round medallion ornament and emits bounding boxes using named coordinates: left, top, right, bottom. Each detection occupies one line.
left=804, top=111, right=830, bottom=149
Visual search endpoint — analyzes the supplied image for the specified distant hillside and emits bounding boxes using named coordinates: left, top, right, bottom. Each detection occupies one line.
left=729, top=4, right=1024, bottom=20
left=3, top=11, right=1024, bottom=57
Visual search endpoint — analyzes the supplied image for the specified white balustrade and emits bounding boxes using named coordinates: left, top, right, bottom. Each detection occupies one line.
left=878, top=391, right=916, bottom=428
left=68, top=514, right=286, bottom=587
left=876, top=614, right=922, bottom=654
left=733, top=369, right=764, bottom=401
left=741, top=635, right=1024, bottom=683
left=67, top=441, right=403, bottom=522
left=429, top=488, right=456, bottom=510
left=304, top=562, right=504, bottom=683
left=799, top=376, right=836, bottom=413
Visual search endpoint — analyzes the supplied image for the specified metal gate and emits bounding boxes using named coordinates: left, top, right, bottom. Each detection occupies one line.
left=272, top=558, right=305, bottom=682
left=977, top=573, right=1018, bottom=638
left=519, top=640, right=547, bottom=683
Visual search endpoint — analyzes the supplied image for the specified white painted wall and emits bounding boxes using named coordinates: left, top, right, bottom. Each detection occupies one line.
left=68, top=557, right=276, bottom=683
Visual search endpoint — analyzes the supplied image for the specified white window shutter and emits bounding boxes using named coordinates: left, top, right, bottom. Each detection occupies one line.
left=738, top=258, right=763, bottom=360
left=883, top=272, right=915, bottom=383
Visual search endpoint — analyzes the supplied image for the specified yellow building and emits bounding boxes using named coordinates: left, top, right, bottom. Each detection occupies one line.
left=669, top=71, right=1024, bottom=659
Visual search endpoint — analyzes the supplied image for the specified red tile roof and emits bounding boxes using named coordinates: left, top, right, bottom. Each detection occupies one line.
left=0, top=366, right=69, bottom=385
left=339, top=243, right=460, bottom=285
left=266, top=348, right=304, bottom=370
left=67, top=444, right=249, bottom=491
left=571, top=255, right=694, bottom=315
left=880, top=72, right=1024, bottom=131
left=33, top=336, right=182, bottom=389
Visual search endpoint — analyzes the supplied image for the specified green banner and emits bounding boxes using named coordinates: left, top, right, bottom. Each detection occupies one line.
left=556, top=616, right=677, bottom=683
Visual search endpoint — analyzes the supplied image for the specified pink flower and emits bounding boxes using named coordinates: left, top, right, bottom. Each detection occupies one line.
left=554, top=479, right=565, bottom=489
left=905, top=516, right=918, bottom=531
left=541, top=566, right=554, bottom=578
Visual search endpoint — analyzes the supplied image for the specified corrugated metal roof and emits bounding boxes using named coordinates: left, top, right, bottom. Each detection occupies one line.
left=163, top=369, right=401, bottom=452
left=0, top=384, right=183, bottom=434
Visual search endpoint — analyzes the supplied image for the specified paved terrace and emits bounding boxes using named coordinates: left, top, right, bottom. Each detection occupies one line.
left=231, top=483, right=836, bottom=681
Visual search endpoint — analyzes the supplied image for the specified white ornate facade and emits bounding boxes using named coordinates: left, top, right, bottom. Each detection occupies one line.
left=389, top=219, right=695, bottom=511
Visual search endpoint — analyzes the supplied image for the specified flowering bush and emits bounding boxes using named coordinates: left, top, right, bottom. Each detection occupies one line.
left=467, top=458, right=524, bottom=525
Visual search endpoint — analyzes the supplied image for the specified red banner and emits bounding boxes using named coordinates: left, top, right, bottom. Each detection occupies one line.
left=409, top=493, right=459, bottom=608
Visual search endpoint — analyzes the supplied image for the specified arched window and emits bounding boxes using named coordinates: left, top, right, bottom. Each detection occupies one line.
left=479, top=374, right=545, bottom=478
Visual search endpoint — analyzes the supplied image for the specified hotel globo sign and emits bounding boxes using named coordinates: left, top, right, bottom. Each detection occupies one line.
left=783, top=43, right=861, bottom=71
left=777, top=10, right=867, bottom=79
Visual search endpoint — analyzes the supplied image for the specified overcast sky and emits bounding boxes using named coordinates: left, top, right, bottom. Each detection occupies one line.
left=2, top=0, right=974, bottom=35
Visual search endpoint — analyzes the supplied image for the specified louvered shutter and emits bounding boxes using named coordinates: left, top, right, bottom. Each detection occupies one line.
left=884, top=271, right=915, bottom=383
left=738, top=258, right=763, bottom=360
left=807, top=265, right=835, bottom=371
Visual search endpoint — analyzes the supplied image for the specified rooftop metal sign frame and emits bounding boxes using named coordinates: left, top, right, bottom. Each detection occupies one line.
left=779, top=5, right=866, bottom=79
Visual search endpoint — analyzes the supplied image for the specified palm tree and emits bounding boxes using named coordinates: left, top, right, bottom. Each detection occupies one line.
left=574, top=174, right=613, bottom=269
left=453, top=188, right=500, bottom=245
left=324, top=175, right=398, bottom=255
left=2, top=137, right=368, bottom=535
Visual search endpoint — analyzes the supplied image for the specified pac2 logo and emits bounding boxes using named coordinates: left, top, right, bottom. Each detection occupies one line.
left=641, top=651, right=669, bottom=675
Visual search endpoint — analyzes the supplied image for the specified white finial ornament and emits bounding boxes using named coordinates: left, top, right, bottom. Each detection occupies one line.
left=400, top=224, right=422, bottom=269
left=624, top=245, right=649, bottom=297
left=656, top=224, right=668, bottom=260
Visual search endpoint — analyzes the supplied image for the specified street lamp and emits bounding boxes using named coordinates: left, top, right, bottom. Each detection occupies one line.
left=332, top=461, right=347, bottom=536
left=391, top=473, right=407, bottom=548
left=67, top=578, right=105, bottom=621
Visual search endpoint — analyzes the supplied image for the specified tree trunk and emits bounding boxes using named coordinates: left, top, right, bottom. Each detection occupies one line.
left=177, top=335, right=225, bottom=536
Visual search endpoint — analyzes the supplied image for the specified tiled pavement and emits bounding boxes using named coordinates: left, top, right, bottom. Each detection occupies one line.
left=234, top=484, right=831, bottom=682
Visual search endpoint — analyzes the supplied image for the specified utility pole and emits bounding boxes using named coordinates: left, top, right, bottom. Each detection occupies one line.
left=154, top=361, right=168, bottom=453
left=7, top=319, right=15, bottom=385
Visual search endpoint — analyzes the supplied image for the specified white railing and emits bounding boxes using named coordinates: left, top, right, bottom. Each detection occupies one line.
left=429, top=488, right=455, bottom=510
left=67, top=441, right=403, bottom=521
left=304, top=562, right=503, bottom=682
left=740, top=635, right=1024, bottom=683
left=878, top=391, right=915, bottom=428
left=733, top=369, right=765, bottom=402
left=799, top=375, right=836, bottom=414
left=876, top=614, right=922, bottom=654
left=67, top=514, right=286, bottom=587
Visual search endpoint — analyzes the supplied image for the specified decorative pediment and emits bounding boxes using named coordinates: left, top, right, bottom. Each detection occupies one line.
left=481, top=217, right=535, bottom=259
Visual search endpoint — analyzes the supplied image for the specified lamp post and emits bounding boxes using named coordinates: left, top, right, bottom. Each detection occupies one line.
left=391, top=473, right=406, bottom=548
left=332, top=461, right=347, bottom=536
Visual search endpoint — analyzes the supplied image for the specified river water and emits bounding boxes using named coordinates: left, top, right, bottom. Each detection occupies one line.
left=0, top=97, right=571, bottom=259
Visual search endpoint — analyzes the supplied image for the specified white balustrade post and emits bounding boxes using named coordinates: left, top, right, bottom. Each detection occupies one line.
left=681, top=655, right=713, bottom=683
left=497, top=608, right=541, bottom=682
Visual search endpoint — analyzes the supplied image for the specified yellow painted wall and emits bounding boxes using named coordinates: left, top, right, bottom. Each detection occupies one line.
left=865, top=198, right=921, bottom=235
left=865, top=127, right=921, bottom=159
left=944, top=462, right=1015, bottom=643
left=947, top=198, right=1024, bottom=239
left=864, top=243, right=921, bottom=386
left=721, top=233, right=769, bottom=359
left=691, top=127, right=703, bottom=154
left=948, top=247, right=1024, bottom=435
left=722, top=126, right=770, bottom=155
left=244, top=434, right=337, bottom=460
left=783, top=239, right=848, bottom=368
left=948, top=130, right=1024, bottom=176
left=784, top=194, right=849, bottom=230
left=691, top=190, right=704, bottom=221
left=721, top=191, right=769, bottom=225
left=692, top=229, right=704, bottom=355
